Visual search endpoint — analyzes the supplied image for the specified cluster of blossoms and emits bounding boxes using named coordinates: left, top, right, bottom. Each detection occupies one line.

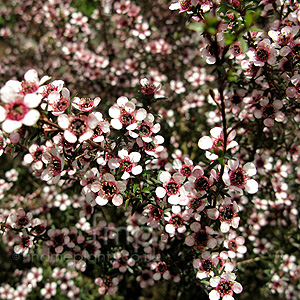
left=0, top=0, right=300, bottom=299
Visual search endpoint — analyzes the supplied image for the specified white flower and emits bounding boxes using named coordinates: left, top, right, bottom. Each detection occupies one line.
left=222, top=159, right=258, bottom=195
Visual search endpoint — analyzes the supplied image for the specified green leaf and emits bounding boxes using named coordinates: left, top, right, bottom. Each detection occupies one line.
left=125, top=198, right=130, bottom=210
left=187, top=22, right=204, bottom=32
left=133, top=183, right=139, bottom=193
left=142, top=187, right=150, bottom=193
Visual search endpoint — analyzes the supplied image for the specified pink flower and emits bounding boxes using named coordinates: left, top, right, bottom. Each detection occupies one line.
left=247, top=39, right=279, bottom=67
left=72, top=96, right=101, bottom=112
left=140, top=78, right=161, bottom=95
left=14, top=232, right=33, bottom=256
left=95, top=276, right=119, bottom=295
left=109, top=96, right=147, bottom=130
left=91, top=173, right=126, bottom=206
left=217, top=198, right=240, bottom=233
left=155, top=171, right=186, bottom=205
left=0, top=88, right=42, bottom=133
left=169, top=0, right=197, bottom=13
left=108, top=149, right=142, bottom=180
left=57, top=113, right=98, bottom=143
left=47, top=87, right=70, bottom=116
left=222, top=159, right=258, bottom=195
left=198, top=127, right=238, bottom=161
left=209, top=272, right=243, bottom=300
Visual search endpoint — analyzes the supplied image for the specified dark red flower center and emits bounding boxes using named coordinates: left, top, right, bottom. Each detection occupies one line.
left=170, top=214, right=183, bottom=228
left=120, top=158, right=133, bottom=172
left=230, top=168, right=246, bottom=187
left=165, top=181, right=180, bottom=195
left=156, top=262, right=167, bottom=273
left=6, top=102, right=29, bottom=121
left=70, top=117, right=87, bottom=135
left=139, top=123, right=152, bottom=137
left=195, top=176, right=209, bottom=191
left=101, top=181, right=117, bottom=199
left=220, top=206, right=234, bottom=222
left=256, top=49, right=269, bottom=62
left=217, top=280, right=233, bottom=297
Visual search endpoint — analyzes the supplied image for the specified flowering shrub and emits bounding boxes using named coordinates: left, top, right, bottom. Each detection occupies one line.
left=0, top=1, right=300, bottom=299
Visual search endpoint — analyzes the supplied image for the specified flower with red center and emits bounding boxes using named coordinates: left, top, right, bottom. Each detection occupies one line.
left=10, top=208, right=33, bottom=229
left=198, top=127, right=238, bottom=161
left=47, top=228, right=70, bottom=254
left=247, top=39, right=279, bottom=67
left=185, top=224, right=217, bottom=250
left=14, top=232, right=33, bottom=256
left=137, top=135, right=165, bottom=156
left=253, top=97, right=284, bottom=127
left=0, top=132, right=6, bottom=156
left=173, top=156, right=194, bottom=178
left=23, top=144, right=47, bottom=171
left=41, top=148, right=65, bottom=184
left=109, top=96, right=147, bottom=130
left=39, top=80, right=64, bottom=100
left=129, top=113, right=161, bottom=142
left=92, top=173, right=126, bottom=206
left=209, top=272, right=243, bottom=300
left=217, top=198, right=240, bottom=233
left=0, top=93, right=42, bottom=133
left=72, top=96, right=101, bottom=112
left=108, top=149, right=142, bottom=180
left=95, top=276, right=119, bottom=296
left=184, top=166, right=214, bottom=195
left=187, top=195, right=206, bottom=212
left=169, top=0, right=197, bottom=12
left=223, top=233, right=247, bottom=259
left=156, top=171, right=185, bottom=205
left=165, top=206, right=186, bottom=235
left=223, top=159, right=258, bottom=195
left=140, top=78, right=161, bottom=95
left=150, top=261, right=171, bottom=280
left=113, top=250, right=135, bottom=273
left=47, top=87, right=70, bottom=116
left=58, top=113, right=98, bottom=143
left=90, top=112, right=110, bottom=143
left=194, top=251, right=219, bottom=279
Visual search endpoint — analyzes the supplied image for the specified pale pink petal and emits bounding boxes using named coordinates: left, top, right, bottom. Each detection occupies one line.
left=22, top=109, right=40, bottom=126
left=0, top=106, right=7, bottom=122
left=156, top=186, right=166, bottom=198
left=79, top=131, right=93, bottom=142
left=159, top=171, right=171, bottom=183
left=23, top=93, right=42, bottom=108
left=111, top=119, right=122, bottom=130
left=233, top=282, right=243, bottom=294
left=132, top=165, right=142, bottom=175
left=64, top=130, right=77, bottom=143
left=24, top=69, right=38, bottom=82
left=116, top=96, right=128, bottom=107
left=95, top=196, right=108, bottom=206
left=2, top=119, right=22, bottom=133
left=198, top=136, right=213, bottom=150
left=243, top=162, right=256, bottom=176
left=221, top=222, right=230, bottom=233
left=57, top=114, right=70, bottom=129
left=228, top=159, right=239, bottom=171
left=165, top=224, right=175, bottom=234
left=168, top=195, right=180, bottom=205
left=112, top=195, right=123, bottom=206
left=135, top=108, right=147, bottom=121
left=109, top=105, right=120, bottom=118
left=245, top=179, right=258, bottom=194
